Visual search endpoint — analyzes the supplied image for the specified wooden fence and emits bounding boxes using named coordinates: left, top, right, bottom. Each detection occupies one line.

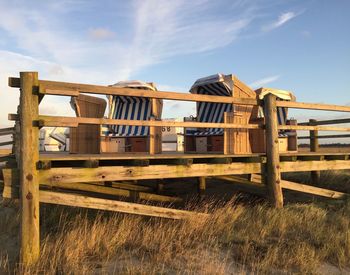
left=2, top=72, right=350, bottom=266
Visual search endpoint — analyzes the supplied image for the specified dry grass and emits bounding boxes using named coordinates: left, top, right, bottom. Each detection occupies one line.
left=1, top=172, right=350, bottom=274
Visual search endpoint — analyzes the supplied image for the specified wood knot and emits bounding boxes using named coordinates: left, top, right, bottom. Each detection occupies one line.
left=26, top=174, right=33, bottom=181
left=53, top=175, right=62, bottom=182
left=26, top=192, right=33, bottom=200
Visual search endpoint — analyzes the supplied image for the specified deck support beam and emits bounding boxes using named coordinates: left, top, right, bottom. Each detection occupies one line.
left=309, top=119, right=320, bottom=185
left=198, top=177, right=206, bottom=197
left=264, top=94, right=283, bottom=208
left=19, top=72, right=40, bottom=265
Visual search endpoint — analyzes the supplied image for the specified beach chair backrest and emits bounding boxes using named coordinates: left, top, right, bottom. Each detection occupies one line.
left=69, top=94, right=107, bottom=154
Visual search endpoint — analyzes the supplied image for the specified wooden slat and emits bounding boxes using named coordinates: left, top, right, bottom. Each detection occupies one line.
left=280, top=179, right=349, bottom=199
left=43, top=89, right=80, bottom=97
left=298, top=134, right=350, bottom=139
left=38, top=162, right=262, bottom=183
left=278, top=125, right=350, bottom=131
left=280, top=160, right=350, bottom=172
left=39, top=190, right=208, bottom=220
left=15, top=78, right=256, bottom=105
left=39, top=152, right=262, bottom=161
left=37, top=115, right=350, bottom=132
left=109, top=182, right=153, bottom=192
left=299, top=118, right=350, bottom=126
left=37, top=152, right=350, bottom=162
left=38, top=115, right=262, bottom=129
left=246, top=174, right=349, bottom=199
left=276, top=101, right=350, bottom=112
left=41, top=181, right=181, bottom=203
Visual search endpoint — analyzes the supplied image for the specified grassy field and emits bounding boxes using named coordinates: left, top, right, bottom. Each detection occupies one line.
left=1, top=170, right=350, bottom=274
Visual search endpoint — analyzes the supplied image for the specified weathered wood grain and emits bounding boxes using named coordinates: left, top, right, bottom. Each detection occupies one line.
left=38, top=162, right=262, bottom=183
left=39, top=190, right=208, bottom=220
left=264, top=94, right=283, bottom=208
left=38, top=115, right=262, bottom=129
left=19, top=72, right=40, bottom=265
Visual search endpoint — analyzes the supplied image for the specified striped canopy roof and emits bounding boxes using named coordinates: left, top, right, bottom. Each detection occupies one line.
left=108, top=81, right=157, bottom=137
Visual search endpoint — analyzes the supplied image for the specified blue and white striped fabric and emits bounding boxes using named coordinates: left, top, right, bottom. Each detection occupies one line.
left=277, top=101, right=288, bottom=125
left=187, top=74, right=233, bottom=136
left=107, top=81, right=156, bottom=137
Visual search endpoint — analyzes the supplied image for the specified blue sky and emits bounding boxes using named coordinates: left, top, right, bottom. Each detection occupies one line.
left=0, top=0, right=349, bottom=131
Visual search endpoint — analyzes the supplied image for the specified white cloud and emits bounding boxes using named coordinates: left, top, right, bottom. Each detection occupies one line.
left=262, top=11, right=298, bottom=32
left=249, top=75, right=280, bottom=88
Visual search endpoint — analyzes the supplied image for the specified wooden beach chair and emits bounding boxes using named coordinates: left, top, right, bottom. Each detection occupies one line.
left=184, top=73, right=256, bottom=154
left=104, top=81, right=163, bottom=153
left=250, top=87, right=298, bottom=153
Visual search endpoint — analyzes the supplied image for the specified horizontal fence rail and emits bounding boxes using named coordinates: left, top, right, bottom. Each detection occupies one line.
left=38, top=115, right=262, bottom=129
left=8, top=114, right=350, bottom=132
left=298, top=134, right=350, bottom=140
left=9, top=77, right=259, bottom=105
left=278, top=124, right=350, bottom=131
left=299, top=118, right=350, bottom=126
left=276, top=101, right=350, bottom=112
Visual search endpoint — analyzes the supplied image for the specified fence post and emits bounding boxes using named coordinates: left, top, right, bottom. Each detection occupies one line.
left=309, top=119, right=320, bottom=184
left=264, top=94, right=283, bottom=208
left=19, top=72, right=40, bottom=265
left=150, top=98, right=162, bottom=154
left=149, top=116, right=156, bottom=155
left=224, top=112, right=229, bottom=154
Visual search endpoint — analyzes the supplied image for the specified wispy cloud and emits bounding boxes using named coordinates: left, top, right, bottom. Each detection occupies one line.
left=0, top=0, right=255, bottom=82
left=0, top=0, right=305, bottom=125
left=249, top=75, right=280, bottom=88
left=262, top=11, right=299, bottom=32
